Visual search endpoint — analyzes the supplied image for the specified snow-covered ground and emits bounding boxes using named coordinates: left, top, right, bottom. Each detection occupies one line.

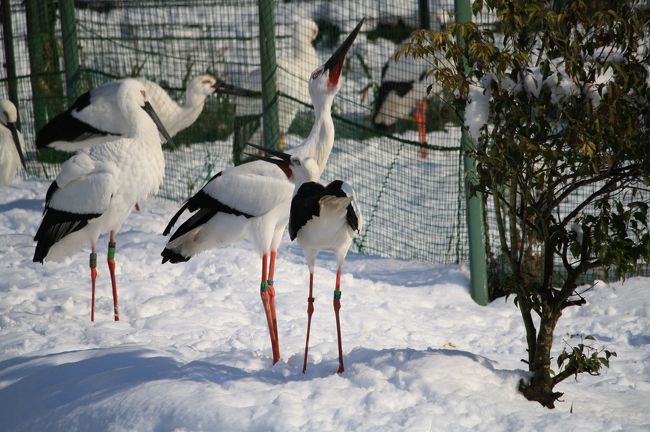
left=0, top=179, right=648, bottom=431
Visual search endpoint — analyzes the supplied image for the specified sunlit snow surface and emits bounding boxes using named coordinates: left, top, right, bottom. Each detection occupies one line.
left=0, top=180, right=648, bottom=431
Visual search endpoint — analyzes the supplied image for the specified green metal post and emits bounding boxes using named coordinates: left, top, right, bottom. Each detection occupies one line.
left=59, top=0, right=81, bottom=105
left=257, top=0, right=280, bottom=150
left=419, top=0, right=431, bottom=30
left=455, top=0, right=489, bottom=305
left=1, top=0, right=20, bottom=128
left=25, top=0, right=65, bottom=132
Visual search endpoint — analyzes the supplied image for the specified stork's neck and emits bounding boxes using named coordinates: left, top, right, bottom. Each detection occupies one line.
left=298, top=96, right=335, bottom=175
left=185, top=89, right=208, bottom=110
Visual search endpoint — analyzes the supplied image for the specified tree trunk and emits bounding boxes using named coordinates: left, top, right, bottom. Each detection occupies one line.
left=519, top=306, right=563, bottom=408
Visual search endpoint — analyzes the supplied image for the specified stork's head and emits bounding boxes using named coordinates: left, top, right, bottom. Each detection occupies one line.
left=0, top=99, right=25, bottom=170
left=295, top=18, right=319, bottom=48
left=187, top=74, right=219, bottom=98
left=0, top=99, right=17, bottom=126
left=121, top=79, right=176, bottom=149
left=246, top=143, right=320, bottom=186
left=308, top=19, right=364, bottom=104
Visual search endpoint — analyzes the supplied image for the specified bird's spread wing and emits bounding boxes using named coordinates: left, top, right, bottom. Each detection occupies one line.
left=289, top=182, right=325, bottom=240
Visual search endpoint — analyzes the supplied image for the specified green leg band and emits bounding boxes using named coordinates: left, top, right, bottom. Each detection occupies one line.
left=334, top=291, right=342, bottom=300
left=260, top=281, right=268, bottom=293
left=107, top=242, right=116, bottom=260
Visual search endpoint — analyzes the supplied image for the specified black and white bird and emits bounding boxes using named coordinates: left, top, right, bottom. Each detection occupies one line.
left=0, top=99, right=26, bottom=185
left=372, top=53, right=440, bottom=128
left=372, top=9, right=450, bottom=129
left=160, top=19, right=364, bottom=366
left=248, top=144, right=362, bottom=374
left=233, top=18, right=320, bottom=149
left=35, top=75, right=249, bottom=152
left=33, top=79, right=174, bottom=322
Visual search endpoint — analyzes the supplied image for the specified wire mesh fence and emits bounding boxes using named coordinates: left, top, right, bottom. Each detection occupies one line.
left=1, top=0, right=466, bottom=266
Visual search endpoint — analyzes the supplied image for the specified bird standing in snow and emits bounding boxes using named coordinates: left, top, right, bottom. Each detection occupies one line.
left=372, top=52, right=440, bottom=129
left=35, top=75, right=249, bottom=152
left=372, top=9, right=450, bottom=129
left=0, top=100, right=26, bottom=185
left=249, top=145, right=362, bottom=374
left=33, top=79, right=175, bottom=321
left=161, top=20, right=364, bottom=365
left=234, top=18, right=319, bottom=150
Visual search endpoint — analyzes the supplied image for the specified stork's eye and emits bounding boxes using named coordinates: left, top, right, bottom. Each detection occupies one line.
left=311, top=69, right=322, bottom=80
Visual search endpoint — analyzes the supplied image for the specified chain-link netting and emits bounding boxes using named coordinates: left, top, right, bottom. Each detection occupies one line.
left=470, top=5, right=650, bottom=285
left=1, top=0, right=467, bottom=265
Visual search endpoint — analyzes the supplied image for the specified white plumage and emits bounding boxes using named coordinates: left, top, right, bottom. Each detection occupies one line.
left=33, top=79, right=173, bottom=321
left=0, top=100, right=26, bottom=185
left=35, top=75, right=231, bottom=152
left=161, top=20, right=364, bottom=365
left=250, top=148, right=362, bottom=374
left=140, top=75, right=220, bottom=138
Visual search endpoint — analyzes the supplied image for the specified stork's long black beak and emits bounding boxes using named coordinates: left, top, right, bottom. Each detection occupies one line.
left=247, top=142, right=292, bottom=161
left=246, top=143, right=293, bottom=178
left=214, top=81, right=260, bottom=98
left=142, top=101, right=176, bottom=150
left=323, top=18, right=364, bottom=86
left=7, top=122, right=26, bottom=169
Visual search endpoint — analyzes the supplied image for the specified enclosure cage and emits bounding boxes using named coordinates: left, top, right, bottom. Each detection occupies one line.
left=1, top=0, right=472, bottom=266
left=1, top=0, right=647, bottom=300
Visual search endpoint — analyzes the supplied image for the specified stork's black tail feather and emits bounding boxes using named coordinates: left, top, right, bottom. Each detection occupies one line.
left=161, top=248, right=191, bottom=264
left=163, top=200, right=190, bottom=236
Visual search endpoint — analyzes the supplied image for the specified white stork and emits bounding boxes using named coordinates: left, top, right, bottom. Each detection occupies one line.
left=160, top=19, right=364, bottom=365
left=248, top=145, right=362, bottom=374
left=234, top=18, right=319, bottom=149
left=35, top=75, right=249, bottom=151
left=0, top=100, right=26, bottom=185
left=33, top=79, right=175, bottom=322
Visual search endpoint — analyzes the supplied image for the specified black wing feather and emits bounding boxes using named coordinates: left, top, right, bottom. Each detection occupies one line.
left=33, top=208, right=102, bottom=262
left=289, top=182, right=325, bottom=240
left=44, top=181, right=59, bottom=213
left=163, top=174, right=254, bottom=238
left=35, top=91, right=118, bottom=149
left=162, top=172, right=223, bottom=236
left=372, top=81, right=415, bottom=126
left=324, top=180, right=360, bottom=232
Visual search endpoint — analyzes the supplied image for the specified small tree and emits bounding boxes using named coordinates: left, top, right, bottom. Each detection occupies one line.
left=403, top=0, right=650, bottom=407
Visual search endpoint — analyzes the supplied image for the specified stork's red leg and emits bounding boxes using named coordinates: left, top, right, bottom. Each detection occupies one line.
left=333, top=269, right=344, bottom=374
left=267, top=250, right=280, bottom=362
left=90, top=251, right=97, bottom=322
left=302, top=271, right=315, bottom=373
left=260, top=254, right=279, bottom=364
left=107, top=232, right=119, bottom=321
